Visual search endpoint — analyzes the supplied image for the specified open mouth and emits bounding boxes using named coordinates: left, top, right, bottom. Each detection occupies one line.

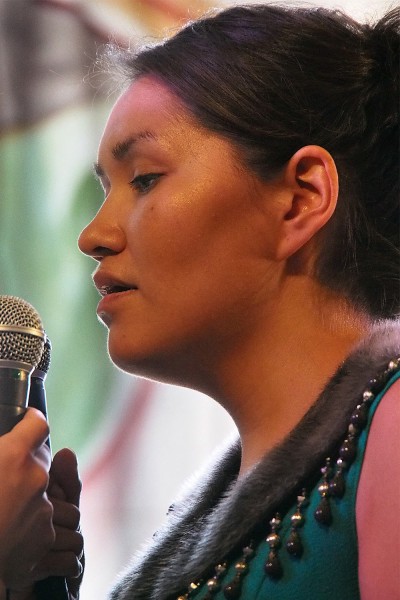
left=99, top=285, right=137, bottom=297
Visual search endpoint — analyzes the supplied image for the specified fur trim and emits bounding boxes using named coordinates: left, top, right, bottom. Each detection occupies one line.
left=109, top=321, right=400, bottom=600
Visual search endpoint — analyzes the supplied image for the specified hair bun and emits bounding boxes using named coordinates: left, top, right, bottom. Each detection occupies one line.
left=364, top=8, right=399, bottom=127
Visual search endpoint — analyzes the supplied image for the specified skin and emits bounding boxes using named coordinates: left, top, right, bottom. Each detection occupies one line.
left=79, top=76, right=370, bottom=470
left=357, top=378, right=400, bottom=599
left=0, top=409, right=54, bottom=589
left=78, top=76, right=394, bottom=599
left=0, top=411, right=83, bottom=600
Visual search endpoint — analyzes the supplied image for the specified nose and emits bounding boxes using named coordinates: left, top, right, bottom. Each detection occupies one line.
left=78, top=202, right=126, bottom=261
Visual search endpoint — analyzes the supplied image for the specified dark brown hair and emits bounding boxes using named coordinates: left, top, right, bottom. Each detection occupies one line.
left=108, top=4, right=399, bottom=318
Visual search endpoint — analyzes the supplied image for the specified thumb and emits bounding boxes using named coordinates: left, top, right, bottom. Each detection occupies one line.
left=49, top=448, right=81, bottom=506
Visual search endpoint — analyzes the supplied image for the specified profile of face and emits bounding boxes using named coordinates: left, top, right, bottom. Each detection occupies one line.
left=78, top=77, right=288, bottom=386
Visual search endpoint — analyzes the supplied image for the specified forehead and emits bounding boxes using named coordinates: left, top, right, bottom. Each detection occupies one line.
left=99, top=76, right=197, bottom=154
left=97, top=75, right=251, bottom=180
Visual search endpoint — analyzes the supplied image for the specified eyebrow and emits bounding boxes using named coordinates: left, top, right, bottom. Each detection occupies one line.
left=93, top=130, right=158, bottom=179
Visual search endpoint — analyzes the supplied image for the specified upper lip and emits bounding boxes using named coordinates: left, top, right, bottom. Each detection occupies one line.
left=92, top=270, right=138, bottom=296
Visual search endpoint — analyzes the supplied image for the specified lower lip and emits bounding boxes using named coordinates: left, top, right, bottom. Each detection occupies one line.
left=96, top=289, right=137, bottom=317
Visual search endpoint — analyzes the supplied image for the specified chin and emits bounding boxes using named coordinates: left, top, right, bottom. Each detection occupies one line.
left=107, top=337, right=172, bottom=382
left=107, top=338, right=201, bottom=389
left=107, top=339, right=144, bottom=374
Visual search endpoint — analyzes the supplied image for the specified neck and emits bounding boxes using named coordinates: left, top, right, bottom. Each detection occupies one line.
left=202, top=277, right=372, bottom=477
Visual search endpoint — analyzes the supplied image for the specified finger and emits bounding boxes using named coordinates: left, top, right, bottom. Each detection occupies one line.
left=48, top=481, right=65, bottom=501
left=32, top=550, right=83, bottom=580
left=67, top=550, right=85, bottom=599
left=6, top=408, right=50, bottom=451
left=49, top=449, right=81, bottom=506
left=52, top=527, right=84, bottom=557
left=51, top=499, right=80, bottom=530
left=35, top=443, right=52, bottom=472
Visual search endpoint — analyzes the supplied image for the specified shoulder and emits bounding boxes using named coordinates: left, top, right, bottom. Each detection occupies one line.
left=356, top=376, right=400, bottom=600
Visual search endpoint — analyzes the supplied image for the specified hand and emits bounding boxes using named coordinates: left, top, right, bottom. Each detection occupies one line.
left=30, top=448, right=84, bottom=600
left=0, top=408, right=55, bottom=590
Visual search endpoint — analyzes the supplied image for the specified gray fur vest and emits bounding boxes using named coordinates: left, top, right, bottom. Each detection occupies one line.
left=109, top=322, right=400, bottom=600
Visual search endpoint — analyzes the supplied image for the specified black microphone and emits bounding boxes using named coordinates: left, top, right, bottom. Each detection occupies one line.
left=0, top=295, right=45, bottom=434
left=28, top=336, right=69, bottom=600
left=29, top=336, right=52, bottom=450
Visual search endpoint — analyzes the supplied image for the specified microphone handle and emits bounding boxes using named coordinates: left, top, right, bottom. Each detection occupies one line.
left=28, top=376, right=51, bottom=450
left=29, top=374, right=69, bottom=600
left=0, top=363, right=31, bottom=435
left=0, top=405, right=26, bottom=436
left=34, top=576, right=69, bottom=600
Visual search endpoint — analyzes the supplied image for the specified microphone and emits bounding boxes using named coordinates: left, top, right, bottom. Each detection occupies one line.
left=28, top=338, right=69, bottom=600
left=0, top=295, right=45, bottom=435
left=29, top=336, right=52, bottom=450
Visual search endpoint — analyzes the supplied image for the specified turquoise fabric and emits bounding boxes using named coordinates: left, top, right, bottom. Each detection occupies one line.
left=191, top=371, right=400, bottom=600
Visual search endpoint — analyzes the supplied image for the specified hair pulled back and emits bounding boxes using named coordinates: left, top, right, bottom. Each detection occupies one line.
left=112, top=5, right=399, bottom=319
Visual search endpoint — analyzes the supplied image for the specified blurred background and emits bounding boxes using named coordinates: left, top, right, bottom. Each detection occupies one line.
left=0, top=0, right=393, bottom=597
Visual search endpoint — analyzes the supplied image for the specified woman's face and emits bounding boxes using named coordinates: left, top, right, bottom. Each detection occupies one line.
left=78, top=76, right=282, bottom=384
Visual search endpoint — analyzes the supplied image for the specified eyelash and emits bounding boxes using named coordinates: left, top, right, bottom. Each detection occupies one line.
left=129, top=173, right=163, bottom=194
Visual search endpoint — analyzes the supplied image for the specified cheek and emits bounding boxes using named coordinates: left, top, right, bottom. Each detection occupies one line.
left=125, top=177, right=265, bottom=303
left=127, top=196, right=213, bottom=275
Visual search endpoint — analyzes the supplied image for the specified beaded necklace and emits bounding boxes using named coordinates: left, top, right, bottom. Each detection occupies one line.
left=176, top=357, right=400, bottom=600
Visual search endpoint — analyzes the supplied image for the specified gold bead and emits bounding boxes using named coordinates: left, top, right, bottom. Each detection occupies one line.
left=235, top=561, right=248, bottom=573
left=189, top=581, right=200, bottom=591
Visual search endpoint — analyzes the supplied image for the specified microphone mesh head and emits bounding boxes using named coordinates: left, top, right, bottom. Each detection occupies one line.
left=37, top=337, right=51, bottom=374
left=0, top=296, right=44, bottom=366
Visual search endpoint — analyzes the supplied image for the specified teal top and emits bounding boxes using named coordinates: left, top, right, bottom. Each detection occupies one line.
left=192, top=371, right=400, bottom=600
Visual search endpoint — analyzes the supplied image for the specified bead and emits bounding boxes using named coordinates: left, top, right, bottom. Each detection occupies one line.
left=368, top=377, right=384, bottom=393
left=339, top=438, right=357, bottom=463
left=318, top=481, right=330, bottom=495
left=234, top=561, right=248, bottom=574
left=388, top=359, right=399, bottom=371
left=321, top=460, right=332, bottom=476
left=215, top=563, right=227, bottom=575
left=329, top=470, right=345, bottom=498
left=270, top=515, right=281, bottom=527
left=290, top=511, right=304, bottom=526
left=297, top=489, right=309, bottom=507
left=314, top=496, right=332, bottom=525
left=266, top=532, right=281, bottom=547
left=223, top=577, right=242, bottom=599
left=362, top=389, right=374, bottom=404
left=177, top=596, right=188, bottom=600
left=264, top=550, right=283, bottom=579
left=286, top=529, right=303, bottom=557
left=350, top=403, right=368, bottom=429
left=207, top=578, right=220, bottom=591
left=189, top=581, right=200, bottom=591
left=348, top=423, right=358, bottom=436
left=242, top=546, right=254, bottom=558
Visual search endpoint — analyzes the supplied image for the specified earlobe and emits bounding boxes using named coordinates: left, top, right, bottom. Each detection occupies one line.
left=276, top=145, right=338, bottom=261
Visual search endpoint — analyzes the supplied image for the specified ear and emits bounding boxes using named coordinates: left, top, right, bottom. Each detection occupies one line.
left=275, top=145, right=338, bottom=261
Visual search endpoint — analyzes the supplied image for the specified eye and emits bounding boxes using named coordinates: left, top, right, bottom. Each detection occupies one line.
left=129, top=173, right=163, bottom=194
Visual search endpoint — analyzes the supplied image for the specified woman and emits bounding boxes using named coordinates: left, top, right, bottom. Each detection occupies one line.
left=78, top=4, right=399, bottom=599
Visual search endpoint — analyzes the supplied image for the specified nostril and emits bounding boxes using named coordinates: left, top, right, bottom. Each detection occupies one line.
left=93, top=246, right=118, bottom=259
